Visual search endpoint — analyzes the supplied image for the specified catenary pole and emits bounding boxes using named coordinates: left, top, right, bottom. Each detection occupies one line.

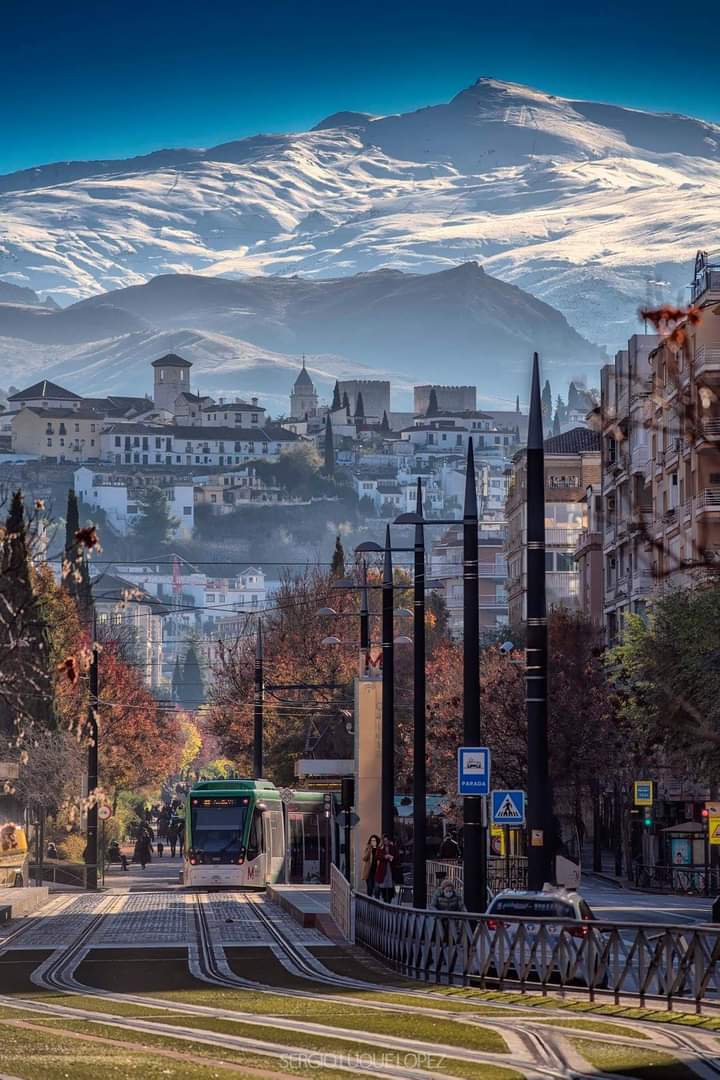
left=85, top=608, right=99, bottom=890
left=462, top=437, right=486, bottom=912
left=413, top=478, right=427, bottom=907
left=253, top=618, right=264, bottom=777
left=382, top=525, right=394, bottom=837
left=526, top=352, right=554, bottom=889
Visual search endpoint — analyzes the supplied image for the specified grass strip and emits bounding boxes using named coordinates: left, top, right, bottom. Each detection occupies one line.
left=145, top=988, right=509, bottom=1053
left=523, top=1017, right=649, bottom=1039
left=568, top=1036, right=697, bottom=1079
left=60, top=1017, right=523, bottom=1080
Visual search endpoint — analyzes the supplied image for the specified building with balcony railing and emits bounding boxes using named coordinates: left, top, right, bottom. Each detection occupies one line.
left=430, top=523, right=509, bottom=638
left=600, top=334, right=660, bottom=643
left=647, top=256, right=720, bottom=595
left=505, top=426, right=600, bottom=626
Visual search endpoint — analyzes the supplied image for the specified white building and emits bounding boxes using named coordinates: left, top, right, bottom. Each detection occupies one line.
left=201, top=399, right=266, bottom=428
left=100, top=423, right=301, bottom=467
left=91, top=573, right=166, bottom=690
left=74, top=466, right=194, bottom=538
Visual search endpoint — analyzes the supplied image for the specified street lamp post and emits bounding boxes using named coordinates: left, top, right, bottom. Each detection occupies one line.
left=85, top=611, right=99, bottom=891
left=412, top=478, right=427, bottom=909
left=526, top=352, right=554, bottom=890
left=382, top=526, right=395, bottom=838
left=462, top=438, right=487, bottom=913
left=254, top=619, right=264, bottom=778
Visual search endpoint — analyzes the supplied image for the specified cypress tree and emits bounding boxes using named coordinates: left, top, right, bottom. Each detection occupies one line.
left=380, top=410, right=391, bottom=434
left=179, top=644, right=204, bottom=710
left=323, top=414, right=335, bottom=477
left=426, top=388, right=440, bottom=417
left=63, top=488, right=93, bottom=630
left=354, top=392, right=365, bottom=420
left=552, top=411, right=561, bottom=436
left=342, top=392, right=351, bottom=418
left=331, top=381, right=342, bottom=411
left=541, top=380, right=553, bottom=428
left=171, top=655, right=182, bottom=702
left=330, top=535, right=345, bottom=578
left=0, top=490, right=53, bottom=736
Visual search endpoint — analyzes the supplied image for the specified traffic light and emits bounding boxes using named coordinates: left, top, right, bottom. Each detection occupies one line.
left=323, top=792, right=333, bottom=818
left=643, top=807, right=653, bottom=828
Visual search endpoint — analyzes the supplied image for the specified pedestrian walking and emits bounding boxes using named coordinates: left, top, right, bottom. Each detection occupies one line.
left=156, top=840, right=164, bottom=858
left=361, top=834, right=380, bottom=896
left=167, top=823, right=178, bottom=857
left=177, top=820, right=185, bottom=857
left=134, top=832, right=153, bottom=870
left=374, top=834, right=397, bottom=903
left=431, top=878, right=465, bottom=948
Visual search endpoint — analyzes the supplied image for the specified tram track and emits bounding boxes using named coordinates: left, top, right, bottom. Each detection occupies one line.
left=3, top=887, right=719, bottom=1080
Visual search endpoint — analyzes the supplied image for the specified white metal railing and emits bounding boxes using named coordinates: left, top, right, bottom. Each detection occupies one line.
left=354, top=895, right=720, bottom=1007
left=478, top=562, right=508, bottom=578
left=695, top=488, right=720, bottom=512
left=700, top=419, right=720, bottom=439
left=695, top=346, right=720, bottom=375
left=330, top=863, right=355, bottom=942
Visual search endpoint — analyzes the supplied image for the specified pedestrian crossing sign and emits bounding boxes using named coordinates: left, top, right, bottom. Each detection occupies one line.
left=710, top=819, right=720, bottom=846
left=491, top=789, right=526, bottom=826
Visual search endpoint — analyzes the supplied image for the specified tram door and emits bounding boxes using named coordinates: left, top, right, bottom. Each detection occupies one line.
left=263, top=807, right=285, bottom=884
left=286, top=811, right=323, bottom=883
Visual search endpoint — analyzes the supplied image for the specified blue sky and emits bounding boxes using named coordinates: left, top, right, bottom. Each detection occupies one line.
left=2, top=0, right=719, bottom=174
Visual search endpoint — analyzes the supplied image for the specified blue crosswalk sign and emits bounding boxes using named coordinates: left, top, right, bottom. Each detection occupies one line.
left=491, top=790, right=525, bottom=826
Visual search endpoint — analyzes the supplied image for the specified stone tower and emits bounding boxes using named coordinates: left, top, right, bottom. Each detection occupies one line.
left=152, top=354, right=192, bottom=413
left=289, top=357, right=318, bottom=419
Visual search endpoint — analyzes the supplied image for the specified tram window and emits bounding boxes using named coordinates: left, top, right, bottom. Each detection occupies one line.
left=304, top=814, right=320, bottom=861
left=247, top=811, right=262, bottom=859
left=269, top=811, right=284, bottom=859
left=289, top=813, right=304, bottom=881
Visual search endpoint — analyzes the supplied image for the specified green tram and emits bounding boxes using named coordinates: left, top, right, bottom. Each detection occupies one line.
left=183, top=779, right=333, bottom=888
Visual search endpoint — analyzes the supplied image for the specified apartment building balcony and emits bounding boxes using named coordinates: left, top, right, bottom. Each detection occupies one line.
left=695, top=346, right=720, bottom=380
left=661, top=437, right=681, bottom=469
left=478, top=561, right=508, bottom=578
left=699, top=418, right=720, bottom=442
left=631, top=568, right=655, bottom=596
left=694, top=488, right=720, bottom=515
left=630, top=445, right=650, bottom=475
left=546, top=570, right=580, bottom=604
left=691, top=260, right=720, bottom=305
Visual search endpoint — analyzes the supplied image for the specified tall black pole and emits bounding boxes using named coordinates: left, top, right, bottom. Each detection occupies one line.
left=413, top=479, right=427, bottom=907
left=463, top=437, right=486, bottom=912
left=382, top=525, right=394, bottom=838
left=526, top=352, right=554, bottom=889
left=86, top=608, right=99, bottom=891
left=253, top=619, right=264, bottom=777
left=360, top=559, right=370, bottom=652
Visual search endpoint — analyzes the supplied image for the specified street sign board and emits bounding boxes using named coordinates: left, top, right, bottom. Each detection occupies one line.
left=98, top=805, right=112, bottom=821
left=457, top=747, right=490, bottom=796
left=706, top=802, right=720, bottom=818
left=634, top=780, right=654, bottom=806
left=279, top=787, right=294, bottom=804
left=491, top=789, right=526, bottom=826
left=336, top=811, right=360, bottom=828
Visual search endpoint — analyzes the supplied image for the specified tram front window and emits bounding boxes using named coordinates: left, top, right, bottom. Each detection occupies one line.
left=189, top=797, right=249, bottom=863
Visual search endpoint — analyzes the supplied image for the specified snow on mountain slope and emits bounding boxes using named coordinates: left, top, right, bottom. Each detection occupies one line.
left=1, top=76, right=720, bottom=347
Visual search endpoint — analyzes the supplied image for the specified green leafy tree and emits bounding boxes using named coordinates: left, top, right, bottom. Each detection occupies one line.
left=131, top=486, right=179, bottom=547
left=330, top=535, right=345, bottom=578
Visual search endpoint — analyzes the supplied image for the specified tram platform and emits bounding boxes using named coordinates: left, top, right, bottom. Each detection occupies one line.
left=267, top=884, right=342, bottom=939
left=0, top=885, right=49, bottom=924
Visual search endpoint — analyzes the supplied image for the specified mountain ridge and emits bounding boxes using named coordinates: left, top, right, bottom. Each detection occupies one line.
left=1, top=76, right=718, bottom=347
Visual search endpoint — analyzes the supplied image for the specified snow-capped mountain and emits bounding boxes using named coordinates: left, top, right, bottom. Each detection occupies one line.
left=2, top=76, right=719, bottom=347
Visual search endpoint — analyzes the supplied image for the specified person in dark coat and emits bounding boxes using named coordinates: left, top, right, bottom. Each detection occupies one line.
left=134, top=832, right=153, bottom=869
left=167, top=823, right=179, bottom=858
left=374, top=835, right=397, bottom=903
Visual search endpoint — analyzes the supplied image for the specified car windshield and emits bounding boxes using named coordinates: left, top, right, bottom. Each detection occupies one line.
left=190, top=798, right=248, bottom=854
left=492, top=898, right=576, bottom=919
